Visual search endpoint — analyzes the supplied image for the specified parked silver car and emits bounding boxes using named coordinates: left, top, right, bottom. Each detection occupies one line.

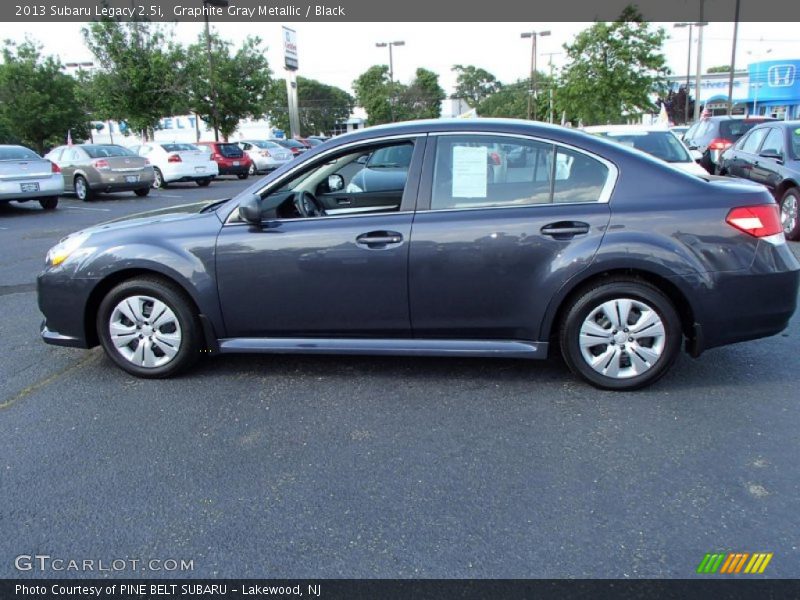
left=237, top=140, right=293, bottom=175
left=0, top=145, right=64, bottom=210
left=45, top=144, right=154, bottom=201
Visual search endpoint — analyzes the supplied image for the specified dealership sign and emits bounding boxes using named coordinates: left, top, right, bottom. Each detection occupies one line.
left=283, top=26, right=298, bottom=71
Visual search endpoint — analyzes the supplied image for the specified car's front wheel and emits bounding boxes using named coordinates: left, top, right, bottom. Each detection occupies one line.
left=559, top=279, right=682, bottom=391
left=97, top=277, right=200, bottom=378
left=779, top=187, right=800, bottom=241
left=248, top=162, right=256, bottom=176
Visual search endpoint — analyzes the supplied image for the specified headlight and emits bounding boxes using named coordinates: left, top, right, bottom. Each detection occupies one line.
left=45, top=232, right=90, bottom=267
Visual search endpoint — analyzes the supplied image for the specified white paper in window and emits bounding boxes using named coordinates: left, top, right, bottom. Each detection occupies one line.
left=451, top=145, right=487, bottom=198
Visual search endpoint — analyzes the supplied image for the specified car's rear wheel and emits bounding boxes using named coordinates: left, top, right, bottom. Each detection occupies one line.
left=779, top=187, right=800, bottom=241
left=559, top=279, right=682, bottom=391
left=74, top=175, right=92, bottom=201
left=97, top=278, right=200, bottom=378
left=237, top=172, right=249, bottom=180
left=196, top=178, right=211, bottom=187
left=134, top=187, right=150, bottom=197
left=39, top=197, right=58, bottom=210
left=152, top=168, right=166, bottom=189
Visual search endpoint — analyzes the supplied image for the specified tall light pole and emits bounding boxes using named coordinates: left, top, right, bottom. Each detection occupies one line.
left=203, top=0, right=228, bottom=141
left=541, top=51, right=561, bottom=124
left=692, top=6, right=708, bottom=121
left=376, top=41, right=405, bottom=122
left=748, top=46, right=773, bottom=116
left=673, top=23, right=694, bottom=124
left=726, top=0, right=741, bottom=115
left=521, top=30, right=550, bottom=121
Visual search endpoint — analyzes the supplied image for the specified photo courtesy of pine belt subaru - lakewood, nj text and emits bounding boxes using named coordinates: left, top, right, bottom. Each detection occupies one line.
left=37, top=119, right=800, bottom=391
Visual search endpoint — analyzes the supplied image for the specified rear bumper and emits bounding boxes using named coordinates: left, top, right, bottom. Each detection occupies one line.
left=92, top=170, right=154, bottom=191
left=692, top=242, right=800, bottom=352
left=217, top=163, right=250, bottom=175
left=0, top=174, right=64, bottom=201
left=163, top=163, right=218, bottom=182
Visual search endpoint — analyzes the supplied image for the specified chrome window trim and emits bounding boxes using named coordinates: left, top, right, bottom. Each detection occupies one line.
left=222, top=133, right=425, bottom=224
left=225, top=210, right=415, bottom=227
left=428, top=130, right=619, bottom=205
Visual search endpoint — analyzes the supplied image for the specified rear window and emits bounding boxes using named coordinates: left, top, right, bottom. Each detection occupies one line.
left=161, top=143, right=201, bottom=152
left=0, top=146, right=40, bottom=160
left=720, top=120, right=772, bottom=140
left=217, top=143, right=244, bottom=158
left=280, top=139, right=304, bottom=149
left=84, top=145, right=135, bottom=158
left=595, top=131, right=691, bottom=163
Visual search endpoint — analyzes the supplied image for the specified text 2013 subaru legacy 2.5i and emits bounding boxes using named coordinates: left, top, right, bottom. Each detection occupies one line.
left=37, top=119, right=800, bottom=390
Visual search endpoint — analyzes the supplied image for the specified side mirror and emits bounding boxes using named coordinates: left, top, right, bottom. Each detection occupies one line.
left=327, top=174, right=344, bottom=192
left=690, top=149, right=703, bottom=162
left=238, top=193, right=263, bottom=224
left=356, top=154, right=369, bottom=165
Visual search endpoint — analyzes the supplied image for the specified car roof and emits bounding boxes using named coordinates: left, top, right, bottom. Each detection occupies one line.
left=583, top=124, right=673, bottom=134
left=750, top=120, right=800, bottom=129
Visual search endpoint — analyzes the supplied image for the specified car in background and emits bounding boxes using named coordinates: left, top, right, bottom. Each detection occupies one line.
left=682, top=116, right=776, bottom=174
left=345, top=143, right=414, bottom=197
left=195, top=142, right=251, bottom=180
left=275, top=138, right=309, bottom=157
left=236, top=140, right=293, bottom=175
left=0, top=145, right=64, bottom=210
left=670, top=125, right=690, bottom=138
left=37, top=118, right=800, bottom=390
left=130, top=142, right=218, bottom=189
left=45, top=144, right=154, bottom=201
left=308, top=136, right=330, bottom=145
left=583, top=124, right=708, bottom=176
left=717, top=120, right=800, bottom=240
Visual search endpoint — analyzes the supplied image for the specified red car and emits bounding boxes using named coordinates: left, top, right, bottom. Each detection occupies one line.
left=195, top=142, right=252, bottom=179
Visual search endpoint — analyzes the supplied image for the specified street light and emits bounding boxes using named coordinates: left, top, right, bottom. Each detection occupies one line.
left=376, top=41, right=405, bottom=122
left=674, top=21, right=708, bottom=122
left=521, top=29, right=550, bottom=121
left=203, top=0, right=229, bottom=141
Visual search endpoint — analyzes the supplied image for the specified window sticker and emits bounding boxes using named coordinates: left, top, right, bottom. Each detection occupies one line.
left=452, top=145, right=487, bottom=198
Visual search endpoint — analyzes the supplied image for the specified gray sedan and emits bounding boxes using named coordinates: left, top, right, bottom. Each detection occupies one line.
left=45, top=144, right=154, bottom=201
left=0, top=145, right=64, bottom=210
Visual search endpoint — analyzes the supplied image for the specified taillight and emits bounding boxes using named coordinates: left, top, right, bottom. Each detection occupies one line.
left=50, top=161, right=61, bottom=173
left=726, top=205, right=783, bottom=242
left=93, top=159, right=109, bottom=169
left=260, top=150, right=271, bottom=157
left=167, top=154, right=182, bottom=163
left=211, top=153, right=222, bottom=160
left=708, top=138, right=733, bottom=151
left=490, top=152, right=501, bottom=166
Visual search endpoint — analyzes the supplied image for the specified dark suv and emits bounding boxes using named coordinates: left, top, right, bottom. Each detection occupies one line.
left=717, top=120, right=800, bottom=240
left=682, top=116, right=776, bottom=174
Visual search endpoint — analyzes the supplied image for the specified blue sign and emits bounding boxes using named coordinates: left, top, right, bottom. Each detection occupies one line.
left=749, top=59, right=800, bottom=102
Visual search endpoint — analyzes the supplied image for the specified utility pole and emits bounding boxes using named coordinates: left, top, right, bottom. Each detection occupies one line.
left=693, top=1, right=707, bottom=121
left=521, top=29, right=550, bottom=121
left=542, top=52, right=561, bottom=124
left=376, top=41, right=405, bottom=122
left=726, top=0, right=741, bottom=115
left=673, top=23, right=694, bottom=123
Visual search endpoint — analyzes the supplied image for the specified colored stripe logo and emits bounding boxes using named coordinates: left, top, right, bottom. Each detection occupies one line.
left=697, top=553, right=773, bottom=574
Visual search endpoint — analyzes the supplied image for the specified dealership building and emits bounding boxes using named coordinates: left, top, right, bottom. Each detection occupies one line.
left=668, top=59, right=800, bottom=120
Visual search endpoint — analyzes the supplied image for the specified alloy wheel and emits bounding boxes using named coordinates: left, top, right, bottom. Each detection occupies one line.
left=781, top=193, right=798, bottom=235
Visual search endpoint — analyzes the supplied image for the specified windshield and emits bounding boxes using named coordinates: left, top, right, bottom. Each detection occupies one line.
left=84, top=145, right=135, bottom=158
left=595, top=131, right=691, bottom=163
left=0, top=146, right=40, bottom=160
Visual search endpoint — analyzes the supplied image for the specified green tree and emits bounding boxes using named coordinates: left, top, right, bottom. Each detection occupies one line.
left=557, top=6, right=670, bottom=124
left=451, top=64, right=501, bottom=108
left=186, top=33, right=272, bottom=141
left=267, top=77, right=353, bottom=137
left=477, top=80, right=529, bottom=119
left=82, top=18, right=189, bottom=139
left=353, top=65, right=393, bottom=125
left=0, top=39, right=89, bottom=153
left=396, top=68, right=445, bottom=120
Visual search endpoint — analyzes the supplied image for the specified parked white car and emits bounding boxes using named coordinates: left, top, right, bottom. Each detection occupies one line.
left=237, top=140, right=293, bottom=175
left=583, top=124, right=709, bottom=177
left=130, top=143, right=219, bottom=188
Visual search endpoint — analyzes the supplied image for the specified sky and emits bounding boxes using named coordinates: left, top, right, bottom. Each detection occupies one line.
left=8, top=21, right=800, bottom=99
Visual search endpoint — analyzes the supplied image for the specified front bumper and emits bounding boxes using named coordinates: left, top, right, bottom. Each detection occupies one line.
left=37, top=271, right=95, bottom=349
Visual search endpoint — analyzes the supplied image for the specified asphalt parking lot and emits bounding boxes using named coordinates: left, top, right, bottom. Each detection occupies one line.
left=1, top=178, right=799, bottom=579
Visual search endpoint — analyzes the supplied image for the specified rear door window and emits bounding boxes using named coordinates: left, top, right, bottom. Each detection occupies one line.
left=760, top=128, right=785, bottom=157
left=740, top=128, right=768, bottom=154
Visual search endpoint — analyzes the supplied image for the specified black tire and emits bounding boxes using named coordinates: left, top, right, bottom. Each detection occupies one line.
left=74, top=175, right=93, bottom=201
left=237, top=172, right=249, bottom=180
left=559, top=278, right=682, bottom=391
left=39, top=197, right=58, bottom=210
left=134, top=187, right=150, bottom=197
left=779, top=187, right=800, bottom=241
left=196, top=178, right=211, bottom=187
left=152, top=168, right=166, bottom=189
left=96, top=277, right=201, bottom=378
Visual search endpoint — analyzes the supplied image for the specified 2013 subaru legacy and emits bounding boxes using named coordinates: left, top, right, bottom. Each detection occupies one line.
left=37, top=119, right=800, bottom=390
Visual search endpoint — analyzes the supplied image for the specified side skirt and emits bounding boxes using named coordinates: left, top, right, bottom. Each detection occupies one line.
left=217, top=338, right=549, bottom=359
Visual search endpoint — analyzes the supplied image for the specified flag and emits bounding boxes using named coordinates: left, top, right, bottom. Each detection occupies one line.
left=67, top=130, right=73, bottom=146
left=656, top=101, right=670, bottom=126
